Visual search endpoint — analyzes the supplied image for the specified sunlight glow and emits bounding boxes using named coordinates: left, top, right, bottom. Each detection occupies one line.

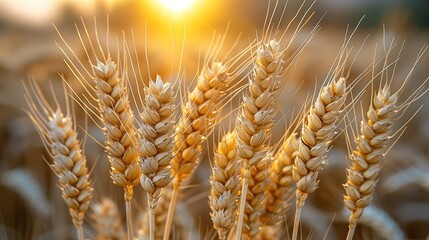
left=160, top=0, right=195, bottom=12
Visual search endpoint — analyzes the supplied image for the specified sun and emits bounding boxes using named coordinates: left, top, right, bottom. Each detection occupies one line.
left=159, top=0, right=195, bottom=12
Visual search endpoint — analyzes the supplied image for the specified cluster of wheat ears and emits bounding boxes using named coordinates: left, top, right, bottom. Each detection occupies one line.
left=22, top=2, right=428, bottom=240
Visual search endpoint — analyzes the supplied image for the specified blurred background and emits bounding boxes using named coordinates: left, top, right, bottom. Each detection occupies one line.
left=1, top=0, right=429, bottom=239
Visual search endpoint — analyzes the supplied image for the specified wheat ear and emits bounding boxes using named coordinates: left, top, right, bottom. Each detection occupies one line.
left=343, top=85, right=397, bottom=240
left=92, top=198, right=126, bottom=240
left=292, top=77, right=346, bottom=240
left=164, top=62, right=230, bottom=240
left=93, top=59, right=141, bottom=240
left=209, top=131, right=239, bottom=240
left=263, top=132, right=298, bottom=225
left=235, top=39, right=284, bottom=239
left=24, top=82, right=93, bottom=240
left=137, top=75, right=175, bottom=240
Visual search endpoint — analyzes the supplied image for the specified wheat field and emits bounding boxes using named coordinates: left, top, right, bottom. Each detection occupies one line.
left=1, top=1, right=429, bottom=240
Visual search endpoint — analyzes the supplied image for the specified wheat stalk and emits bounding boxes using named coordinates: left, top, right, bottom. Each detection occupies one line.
left=164, top=61, right=230, bottom=240
left=235, top=39, right=284, bottom=239
left=209, top=131, right=239, bottom=240
left=291, top=77, right=346, bottom=240
left=263, top=132, right=298, bottom=225
left=24, top=81, right=93, bottom=240
left=92, top=198, right=126, bottom=240
left=137, top=75, right=175, bottom=240
left=93, top=58, right=141, bottom=240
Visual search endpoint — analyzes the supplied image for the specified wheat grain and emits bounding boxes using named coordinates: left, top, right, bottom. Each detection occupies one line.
left=137, top=75, right=175, bottom=240
left=92, top=198, right=126, bottom=240
left=292, top=77, right=346, bottom=240
left=24, top=81, right=93, bottom=240
left=235, top=39, right=284, bottom=239
left=93, top=58, right=141, bottom=239
left=209, top=131, right=239, bottom=240
left=263, top=132, right=298, bottom=225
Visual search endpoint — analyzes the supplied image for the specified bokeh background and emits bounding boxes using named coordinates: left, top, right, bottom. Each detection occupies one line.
left=1, top=0, right=429, bottom=239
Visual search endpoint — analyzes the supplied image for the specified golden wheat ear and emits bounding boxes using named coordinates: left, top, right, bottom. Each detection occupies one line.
left=234, top=39, right=284, bottom=240
left=209, top=131, right=239, bottom=240
left=92, top=198, right=126, bottom=240
left=136, top=75, right=175, bottom=240
left=92, top=58, right=141, bottom=239
left=343, top=43, right=429, bottom=240
left=163, top=61, right=232, bottom=240
left=23, top=80, right=93, bottom=240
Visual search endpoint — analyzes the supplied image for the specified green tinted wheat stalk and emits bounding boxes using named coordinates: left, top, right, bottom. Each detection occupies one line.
left=163, top=62, right=231, bottom=240
left=24, top=81, right=92, bottom=240
left=235, top=39, right=284, bottom=239
left=93, top=59, right=141, bottom=240
left=209, top=131, right=239, bottom=240
left=92, top=198, right=126, bottom=240
left=137, top=75, right=175, bottom=240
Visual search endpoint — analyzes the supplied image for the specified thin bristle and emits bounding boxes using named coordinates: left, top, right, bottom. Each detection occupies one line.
left=209, top=131, right=239, bottom=240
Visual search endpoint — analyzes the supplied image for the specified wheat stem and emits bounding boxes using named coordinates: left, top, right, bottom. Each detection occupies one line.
left=125, top=189, right=133, bottom=240
left=163, top=184, right=179, bottom=240
left=77, top=225, right=84, bottom=240
left=292, top=192, right=306, bottom=240
left=235, top=178, right=248, bottom=240
left=346, top=222, right=356, bottom=240
left=149, top=200, right=155, bottom=240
